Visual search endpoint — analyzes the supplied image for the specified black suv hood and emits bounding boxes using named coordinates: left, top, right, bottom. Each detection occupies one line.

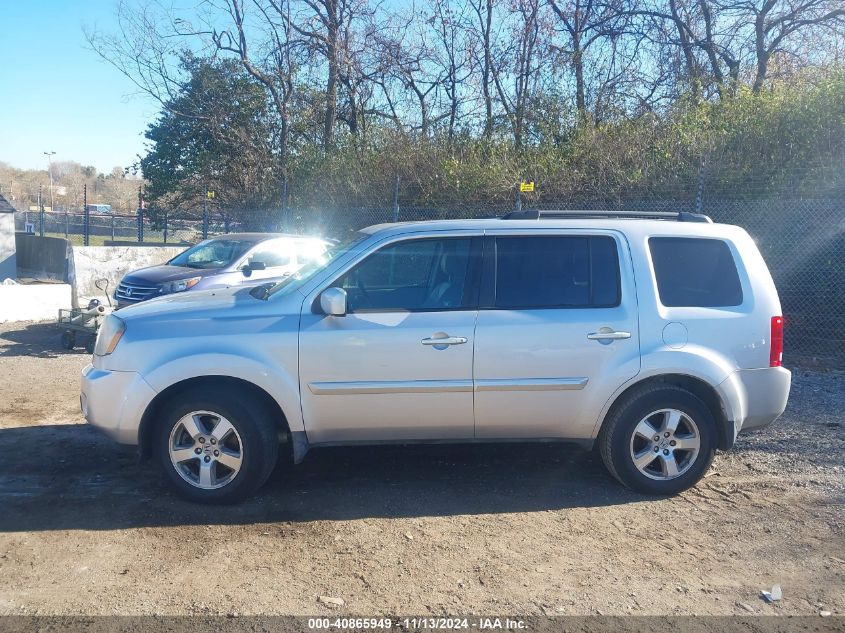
left=122, top=265, right=220, bottom=285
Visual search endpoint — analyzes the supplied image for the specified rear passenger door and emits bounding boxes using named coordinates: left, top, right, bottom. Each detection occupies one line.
left=473, top=230, right=641, bottom=441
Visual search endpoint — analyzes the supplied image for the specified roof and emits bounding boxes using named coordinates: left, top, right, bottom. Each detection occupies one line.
left=208, top=232, right=330, bottom=242
left=361, top=216, right=744, bottom=241
left=0, top=193, right=15, bottom=213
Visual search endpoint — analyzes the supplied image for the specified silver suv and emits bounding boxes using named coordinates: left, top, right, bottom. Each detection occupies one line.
left=81, top=211, right=791, bottom=503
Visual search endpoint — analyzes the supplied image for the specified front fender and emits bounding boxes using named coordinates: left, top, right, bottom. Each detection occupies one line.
left=142, top=352, right=304, bottom=433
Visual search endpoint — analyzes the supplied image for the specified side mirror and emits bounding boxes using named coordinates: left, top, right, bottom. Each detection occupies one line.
left=241, top=260, right=267, bottom=277
left=320, top=287, right=347, bottom=316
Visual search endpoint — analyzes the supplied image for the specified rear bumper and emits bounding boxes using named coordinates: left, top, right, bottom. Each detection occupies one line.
left=736, top=366, right=792, bottom=432
left=80, top=363, right=158, bottom=445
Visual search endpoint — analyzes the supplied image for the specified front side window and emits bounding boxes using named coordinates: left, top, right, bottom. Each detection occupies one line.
left=247, top=240, right=292, bottom=268
left=333, top=238, right=473, bottom=312
left=649, top=237, right=743, bottom=307
left=169, top=239, right=255, bottom=269
left=492, top=235, right=620, bottom=309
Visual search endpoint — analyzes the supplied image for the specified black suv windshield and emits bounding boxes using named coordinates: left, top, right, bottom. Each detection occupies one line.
left=169, top=238, right=256, bottom=269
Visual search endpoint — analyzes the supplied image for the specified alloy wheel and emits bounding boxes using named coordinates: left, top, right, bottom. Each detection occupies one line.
left=168, top=410, right=244, bottom=489
left=628, top=408, right=701, bottom=481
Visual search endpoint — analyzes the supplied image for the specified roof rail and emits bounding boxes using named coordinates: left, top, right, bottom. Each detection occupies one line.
left=500, top=209, right=713, bottom=223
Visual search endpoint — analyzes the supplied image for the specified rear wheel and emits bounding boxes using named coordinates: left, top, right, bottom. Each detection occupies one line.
left=155, top=388, right=278, bottom=504
left=599, top=384, right=716, bottom=495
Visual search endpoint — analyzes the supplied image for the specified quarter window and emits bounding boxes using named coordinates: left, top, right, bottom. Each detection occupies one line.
left=492, top=236, right=620, bottom=309
left=649, top=237, right=743, bottom=307
left=333, top=238, right=473, bottom=312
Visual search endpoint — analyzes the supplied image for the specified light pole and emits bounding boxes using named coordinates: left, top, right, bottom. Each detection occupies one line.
left=44, top=151, right=56, bottom=212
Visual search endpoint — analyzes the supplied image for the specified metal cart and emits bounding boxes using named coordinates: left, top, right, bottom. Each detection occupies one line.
left=58, top=308, right=101, bottom=353
left=57, top=279, right=112, bottom=354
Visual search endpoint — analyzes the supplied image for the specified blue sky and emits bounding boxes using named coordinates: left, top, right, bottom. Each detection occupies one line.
left=0, top=0, right=155, bottom=173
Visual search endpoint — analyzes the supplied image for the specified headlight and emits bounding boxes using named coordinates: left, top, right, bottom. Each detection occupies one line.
left=159, top=277, right=201, bottom=294
left=94, top=314, right=126, bottom=356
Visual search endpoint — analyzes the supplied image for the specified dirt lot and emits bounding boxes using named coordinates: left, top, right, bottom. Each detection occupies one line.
left=0, top=321, right=843, bottom=617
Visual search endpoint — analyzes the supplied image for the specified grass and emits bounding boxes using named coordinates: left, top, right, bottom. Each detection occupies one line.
left=40, top=231, right=193, bottom=247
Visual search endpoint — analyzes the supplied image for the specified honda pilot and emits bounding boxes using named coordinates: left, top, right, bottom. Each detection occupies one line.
left=81, top=211, right=791, bottom=503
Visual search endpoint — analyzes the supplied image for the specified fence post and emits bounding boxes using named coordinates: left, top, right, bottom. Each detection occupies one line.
left=83, top=184, right=90, bottom=246
left=515, top=187, right=523, bottom=212
left=38, top=185, right=44, bottom=237
left=202, top=198, right=209, bottom=239
left=224, top=215, right=230, bottom=234
left=111, top=215, right=115, bottom=242
left=392, top=175, right=400, bottom=223
left=137, top=186, right=144, bottom=243
left=64, top=211, right=69, bottom=238
left=695, top=156, right=707, bottom=213
left=163, top=211, right=168, bottom=243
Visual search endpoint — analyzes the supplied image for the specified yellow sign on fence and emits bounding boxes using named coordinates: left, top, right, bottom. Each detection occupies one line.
left=207, top=190, right=216, bottom=199
left=519, top=181, right=535, bottom=193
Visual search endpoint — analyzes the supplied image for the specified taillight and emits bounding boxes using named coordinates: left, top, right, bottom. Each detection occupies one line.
left=770, top=316, right=784, bottom=367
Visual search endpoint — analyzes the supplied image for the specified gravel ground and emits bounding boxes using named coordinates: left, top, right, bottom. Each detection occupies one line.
left=0, top=321, right=843, bottom=616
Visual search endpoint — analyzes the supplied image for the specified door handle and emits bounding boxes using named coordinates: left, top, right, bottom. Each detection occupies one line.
left=421, top=336, right=468, bottom=346
left=587, top=330, right=632, bottom=341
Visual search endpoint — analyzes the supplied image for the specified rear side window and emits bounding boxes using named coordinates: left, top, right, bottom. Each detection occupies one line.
left=649, top=237, right=743, bottom=307
left=492, top=235, right=620, bottom=309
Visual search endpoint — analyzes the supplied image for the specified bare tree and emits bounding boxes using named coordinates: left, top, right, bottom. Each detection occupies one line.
left=743, top=0, right=845, bottom=91
left=548, top=0, right=630, bottom=121
left=468, top=0, right=497, bottom=139
left=429, top=0, right=474, bottom=143
left=210, top=0, right=297, bottom=168
left=490, top=0, right=547, bottom=146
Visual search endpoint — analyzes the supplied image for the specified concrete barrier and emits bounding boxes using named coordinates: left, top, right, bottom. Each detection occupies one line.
left=14, top=233, right=71, bottom=282
left=69, top=244, right=186, bottom=305
left=0, top=234, right=186, bottom=320
left=0, top=212, right=15, bottom=281
left=0, top=283, right=72, bottom=322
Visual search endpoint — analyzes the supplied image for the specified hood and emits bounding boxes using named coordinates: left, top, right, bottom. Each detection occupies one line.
left=116, top=284, right=264, bottom=320
left=122, top=264, right=221, bottom=285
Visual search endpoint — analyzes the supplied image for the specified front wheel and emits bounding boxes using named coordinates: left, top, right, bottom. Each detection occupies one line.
left=155, top=389, right=279, bottom=504
left=599, top=384, right=717, bottom=495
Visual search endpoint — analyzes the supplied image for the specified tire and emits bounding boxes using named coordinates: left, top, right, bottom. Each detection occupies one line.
left=154, top=387, right=279, bottom=504
left=599, top=384, right=717, bottom=495
left=84, top=337, right=96, bottom=354
left=61, top=331, right=76, bottom=350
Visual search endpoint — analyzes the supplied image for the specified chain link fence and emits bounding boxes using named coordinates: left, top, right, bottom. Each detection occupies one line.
left=14, top=194, right=845, bottom=364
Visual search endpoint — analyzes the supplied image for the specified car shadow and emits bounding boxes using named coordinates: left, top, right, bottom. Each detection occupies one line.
left=0, top=321, right=91, bottom=359
left=0, top=423, right=648, bottom=532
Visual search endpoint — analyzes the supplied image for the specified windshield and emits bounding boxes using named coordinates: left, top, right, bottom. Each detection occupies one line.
left=261, top=232, right=369, bottom=299
left=169, top=238, right=256, bottom=269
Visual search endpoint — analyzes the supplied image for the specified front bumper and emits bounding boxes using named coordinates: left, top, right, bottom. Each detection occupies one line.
left=80, top=363, right=158, bottom=445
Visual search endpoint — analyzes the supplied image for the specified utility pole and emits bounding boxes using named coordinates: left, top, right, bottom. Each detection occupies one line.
left=38, top=184, right=44, bottom=237
left=392, top=175, right=400, bottom=223
left=44, top=151, right=56, bottom=212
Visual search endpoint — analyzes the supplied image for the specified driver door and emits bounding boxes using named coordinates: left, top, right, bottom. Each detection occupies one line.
left=299, top=234, right=482, bottom=443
